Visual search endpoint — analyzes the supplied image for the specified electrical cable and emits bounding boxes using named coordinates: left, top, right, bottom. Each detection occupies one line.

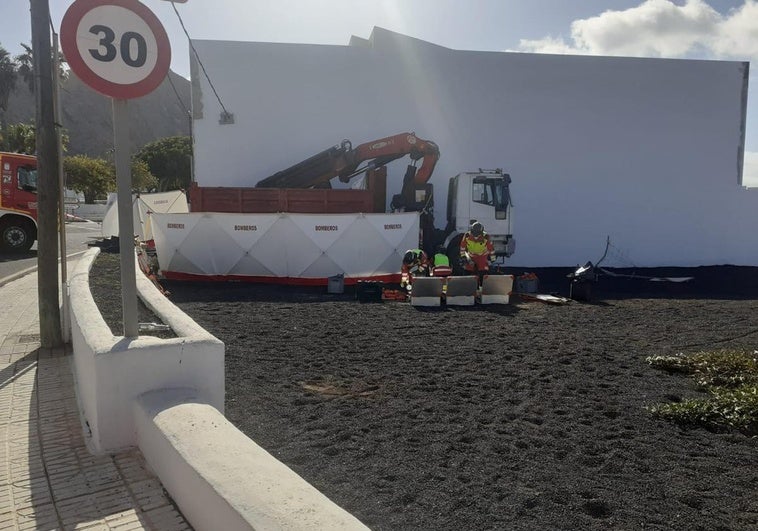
left=167, top=72, right=190, bottom=116
left=170, top=1, right=231, bottom=117
left=673, top=328, right=758, bottom=350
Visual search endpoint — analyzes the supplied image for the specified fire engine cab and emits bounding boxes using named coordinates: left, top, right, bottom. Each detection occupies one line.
left=0, top=152, right=38, bottom=252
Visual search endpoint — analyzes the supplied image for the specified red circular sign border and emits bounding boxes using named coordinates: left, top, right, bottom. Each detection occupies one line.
left=61, top=0, right=171, bottom=99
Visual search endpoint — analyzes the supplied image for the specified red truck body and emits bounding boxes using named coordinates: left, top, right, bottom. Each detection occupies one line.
left=188, top=166, right=388, bottom=215
left=188, top=132, right=436, bottom=216
left=0, top=152, right=38, bottom=251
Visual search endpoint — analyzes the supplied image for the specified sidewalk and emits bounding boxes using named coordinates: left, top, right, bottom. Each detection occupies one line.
left=0, top=269, right=191, bottom=530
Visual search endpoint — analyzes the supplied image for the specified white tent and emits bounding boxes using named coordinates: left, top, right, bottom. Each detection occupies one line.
left=150, top=211, right=419, bottom=284
left=101, top=190, right=189, bottom=241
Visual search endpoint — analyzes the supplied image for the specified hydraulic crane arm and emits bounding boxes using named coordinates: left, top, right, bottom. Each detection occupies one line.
left=345, top=132, right=440, bottom=184
left=255, top=132, right=440, bottom=189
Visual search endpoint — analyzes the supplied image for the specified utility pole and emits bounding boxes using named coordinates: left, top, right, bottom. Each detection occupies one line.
left=30, top=0, right=62, bottom=348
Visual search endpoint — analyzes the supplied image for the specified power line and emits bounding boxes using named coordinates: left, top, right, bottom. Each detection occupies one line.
left=166, top=72, right=190, bottom=117
left=170, top=1, right=232, bottom=121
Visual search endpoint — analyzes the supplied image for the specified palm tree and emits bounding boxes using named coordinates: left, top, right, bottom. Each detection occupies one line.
left=15, top=42, right=68, bottom=93
left=0, top=43, right=18, bottom=112
left=15, top=43, right=33, bottom=93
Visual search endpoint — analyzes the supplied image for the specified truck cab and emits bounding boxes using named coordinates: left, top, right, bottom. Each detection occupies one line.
left=0, top=152, right=39, bottom=252
left=444, top=169, right=515, bottom=259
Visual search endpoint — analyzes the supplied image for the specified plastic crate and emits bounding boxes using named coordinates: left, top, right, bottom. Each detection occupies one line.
left=356, top=281, right=384, bottom=302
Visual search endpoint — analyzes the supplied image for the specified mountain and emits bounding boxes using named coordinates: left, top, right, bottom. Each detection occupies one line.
left=2, top=70, right=191, bottom=157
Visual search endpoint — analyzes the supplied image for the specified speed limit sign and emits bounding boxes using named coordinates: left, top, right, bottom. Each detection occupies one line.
left=61, top=0, right=171, bottom=99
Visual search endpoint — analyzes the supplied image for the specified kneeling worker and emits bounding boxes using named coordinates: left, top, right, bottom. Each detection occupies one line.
left=431, top=246, right=453, bottom=277
left=401, top=248, right=430, bottom=289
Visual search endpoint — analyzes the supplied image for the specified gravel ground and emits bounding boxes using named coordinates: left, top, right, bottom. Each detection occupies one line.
left=88, top=250, right=176, bottom=339
left=89, top=252, right=758, bottom=530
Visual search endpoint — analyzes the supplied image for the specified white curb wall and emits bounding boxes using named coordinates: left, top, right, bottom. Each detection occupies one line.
left=135, top=388, right=370, bottom=531
left=69, top=248, right=224, bottom=453
left=69, top=247, right=369, bottom=530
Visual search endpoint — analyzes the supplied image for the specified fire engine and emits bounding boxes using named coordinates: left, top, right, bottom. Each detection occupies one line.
left=0, top=152, right=38, bottom=252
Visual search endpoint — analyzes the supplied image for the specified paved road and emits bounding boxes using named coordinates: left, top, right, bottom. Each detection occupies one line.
left=0, top=220, right=103, bottom=280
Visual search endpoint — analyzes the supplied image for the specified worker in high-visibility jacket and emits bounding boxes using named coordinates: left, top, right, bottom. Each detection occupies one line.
left=431, top=247, right=453, bottom=277
left=459, top=221, right=495, bottom=281
left=400, top=248, right=430, bottom=289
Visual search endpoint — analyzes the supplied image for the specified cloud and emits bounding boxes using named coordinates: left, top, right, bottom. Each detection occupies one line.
left=710, top=1, right=758, bottom=58
left=515, top=1, right=758, bottom=187
left=571, top=0, right=719, bottom=56
left=516, top=36, right=582, bottom=55
left=516, top=0, right=758, bottom=61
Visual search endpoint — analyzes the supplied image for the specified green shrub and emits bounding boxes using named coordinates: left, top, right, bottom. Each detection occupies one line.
left=648, top=384, right=758, bottom=435
left=646, top=350, right=758, bottom=435
left=646, top=350, right=758, bottom=388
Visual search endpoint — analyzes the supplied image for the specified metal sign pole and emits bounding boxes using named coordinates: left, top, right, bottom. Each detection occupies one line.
left=53, top=31, right=70, bottom=343
left=62, top=0, right=172, bottom=339
left=113, top=98, right=138, bottom=337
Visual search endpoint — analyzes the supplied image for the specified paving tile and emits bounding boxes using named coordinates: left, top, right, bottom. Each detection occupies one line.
left=103, top=508, right=142, bottom=524
left=0, top=511, right=15, bottom=527
left=8, top=502, right=60, bottom=530
left=110, top=520, right=151, bottom=531
left=50, top=476, right=96, bottom=502
left=57, top=495, right=98, bottom=523
left=112, top=456, right=152, bottom=484
left=1, top=273, right=192, bottom=531
left=141, top=504, right=192, bottom=531
left=69, top=521, right=110, bottom=530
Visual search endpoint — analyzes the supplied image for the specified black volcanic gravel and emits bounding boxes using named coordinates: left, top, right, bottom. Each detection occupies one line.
left=90, top=252, right=758, bottom=530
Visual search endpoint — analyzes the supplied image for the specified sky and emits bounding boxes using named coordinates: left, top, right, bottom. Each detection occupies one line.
left=2, top=0, right=756, bottom=184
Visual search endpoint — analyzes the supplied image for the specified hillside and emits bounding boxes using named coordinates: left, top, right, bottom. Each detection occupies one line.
left=2, top=70, right=191, bottom=157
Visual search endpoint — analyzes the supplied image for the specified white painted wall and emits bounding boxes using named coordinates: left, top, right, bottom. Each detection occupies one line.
left=74, top=203, right=107, bottom=222
left=191, top=28, right=753, bottom=267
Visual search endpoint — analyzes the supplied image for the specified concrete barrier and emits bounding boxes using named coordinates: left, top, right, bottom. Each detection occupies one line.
left=481, top=275, right=514, bottom=304
left=69, top=247, right=369, bottom=530
left=135, top=389, right=369, bottom=531
left=445, top=276, right=478, bottom=306
left=410, top=277, right=444, bottom=306
left=69, top=248, right=225, bottom=454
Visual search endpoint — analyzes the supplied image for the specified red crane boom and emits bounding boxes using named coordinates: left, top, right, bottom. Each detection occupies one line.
left=255, top=132, right=440, bottom=189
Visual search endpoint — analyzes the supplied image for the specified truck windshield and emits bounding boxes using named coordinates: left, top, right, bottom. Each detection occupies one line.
left=472, top=178, right=511, bottom=210
left=18, top=166, right=37, bottom=193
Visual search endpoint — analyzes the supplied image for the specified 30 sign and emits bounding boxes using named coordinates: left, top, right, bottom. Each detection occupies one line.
left=61, top=0, right=171, bottom=99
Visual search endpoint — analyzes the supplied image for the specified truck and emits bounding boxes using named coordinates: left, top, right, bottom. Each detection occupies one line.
left=0, top=152, right=38, bottom=252
left=188, top=132, right=515, bottom=274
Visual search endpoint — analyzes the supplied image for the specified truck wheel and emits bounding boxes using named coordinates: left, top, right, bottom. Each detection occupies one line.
left=446, top=236, right=465, bottom=276
left=0, top=219, right=35, bottom=252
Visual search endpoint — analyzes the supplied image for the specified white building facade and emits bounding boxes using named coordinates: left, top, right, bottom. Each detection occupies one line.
left=190, top=28, right=752, bottom=267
